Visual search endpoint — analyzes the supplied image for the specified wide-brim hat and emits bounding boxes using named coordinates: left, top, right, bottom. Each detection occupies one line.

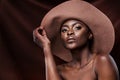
left=40, top=0, right=115, bottom=62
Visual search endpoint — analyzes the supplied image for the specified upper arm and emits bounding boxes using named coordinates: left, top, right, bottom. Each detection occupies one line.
left=95, top=54, right=119, bottom=80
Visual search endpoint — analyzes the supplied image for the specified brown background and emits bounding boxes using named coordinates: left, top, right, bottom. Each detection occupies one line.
left=0, top=0, right=120, bottom=80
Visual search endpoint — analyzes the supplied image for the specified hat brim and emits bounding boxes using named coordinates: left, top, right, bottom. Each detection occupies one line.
left=40, top=0, right=115, bottom=62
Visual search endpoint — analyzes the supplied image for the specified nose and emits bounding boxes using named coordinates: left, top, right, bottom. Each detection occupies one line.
left=67, top=30, right=74, bottom=36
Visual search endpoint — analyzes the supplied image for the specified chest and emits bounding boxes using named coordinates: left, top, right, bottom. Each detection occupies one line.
left=59, top=63, right=96, bottom=80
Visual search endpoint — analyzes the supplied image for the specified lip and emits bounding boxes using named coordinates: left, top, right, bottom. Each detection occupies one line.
left=67, top=37, right=76, bottom=43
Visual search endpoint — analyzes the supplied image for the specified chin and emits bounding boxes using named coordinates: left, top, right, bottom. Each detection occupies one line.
left=65, top=43, right=78, bottom=50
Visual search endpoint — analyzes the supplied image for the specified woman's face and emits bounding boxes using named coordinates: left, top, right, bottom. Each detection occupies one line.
left=60, top=19, right=92, bottom=50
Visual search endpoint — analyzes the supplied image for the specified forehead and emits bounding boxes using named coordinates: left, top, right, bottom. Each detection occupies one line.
left=62, top=19, right=87, bottom=27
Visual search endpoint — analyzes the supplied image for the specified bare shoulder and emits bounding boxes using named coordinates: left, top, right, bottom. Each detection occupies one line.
left=95, top=54, right=119, bottom=80
left=95, top=54, right=118, bottom=68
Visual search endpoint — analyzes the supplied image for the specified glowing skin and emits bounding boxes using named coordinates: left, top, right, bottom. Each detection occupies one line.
left=33, top=19, right=119, bottom=80
left=60, top=19, right=92, bottom=50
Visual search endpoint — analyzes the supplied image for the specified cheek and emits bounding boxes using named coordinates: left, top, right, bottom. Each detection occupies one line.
left=61, top=33, right=67, bottom=41
left=76, top=31, right=89, bottom=44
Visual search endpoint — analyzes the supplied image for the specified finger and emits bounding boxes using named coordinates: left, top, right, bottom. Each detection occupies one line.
left=42, top=28, right=47, bottom=36
left=33, top=28, right=43, bottom=41
left=33, top=29, right=38, bottom=42
left=36, top=26, right=44, bottom=35
left=33, top=31, right=37, bottom=42
left=40, top=25, right=44, bottom=29
left=39, top=26, right=46, bottom=36
left=35, top=27, right=43, bottom=36
left=38, top=26, right=47, bottom=36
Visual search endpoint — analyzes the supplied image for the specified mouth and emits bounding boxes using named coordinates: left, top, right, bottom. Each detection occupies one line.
left=67, top=37, right=76, bottom=43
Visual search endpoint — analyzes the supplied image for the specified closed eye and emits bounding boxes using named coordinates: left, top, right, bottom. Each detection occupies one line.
left=61, top=28, right=68, bottom=33
left=74, top=26, right=82, bottom=30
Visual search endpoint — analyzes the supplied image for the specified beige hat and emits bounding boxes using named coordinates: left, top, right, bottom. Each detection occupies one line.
left=40, top=0, right=115, bottom=62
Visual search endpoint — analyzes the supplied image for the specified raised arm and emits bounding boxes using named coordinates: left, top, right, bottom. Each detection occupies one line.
left=33, top=27, right=61, bottom=80
left=95, top=54, right=119, bottom=80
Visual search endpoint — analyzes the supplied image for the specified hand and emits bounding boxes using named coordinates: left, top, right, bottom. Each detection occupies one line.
left=33, top=26, right=51, bottom=48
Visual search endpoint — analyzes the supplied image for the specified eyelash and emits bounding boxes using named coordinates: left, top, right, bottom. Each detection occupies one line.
left=61, top=28, right=68, bottom=33
left=74, top=26, right=81, bottom=30
left=61, top=25, right=82, bottom=33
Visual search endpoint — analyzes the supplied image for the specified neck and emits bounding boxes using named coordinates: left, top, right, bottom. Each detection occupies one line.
left=70, top=45, right=92, bottom=67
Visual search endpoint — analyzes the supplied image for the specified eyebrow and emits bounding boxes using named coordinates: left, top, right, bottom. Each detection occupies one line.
left=61, top=25, right=68, bottom=28
left=62, top=21, right=81, bottom=28
left=72, top=22, right=81, bottom=26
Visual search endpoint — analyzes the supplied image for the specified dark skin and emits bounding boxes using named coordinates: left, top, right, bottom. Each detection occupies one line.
left=33, top=19, right=119, bottom=80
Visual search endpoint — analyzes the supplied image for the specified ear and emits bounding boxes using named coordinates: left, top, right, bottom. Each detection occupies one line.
left=89, top=33, right=93, bottom=40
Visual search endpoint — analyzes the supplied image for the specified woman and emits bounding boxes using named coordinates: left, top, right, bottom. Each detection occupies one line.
left=33, top=0, right=119, bottom=80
